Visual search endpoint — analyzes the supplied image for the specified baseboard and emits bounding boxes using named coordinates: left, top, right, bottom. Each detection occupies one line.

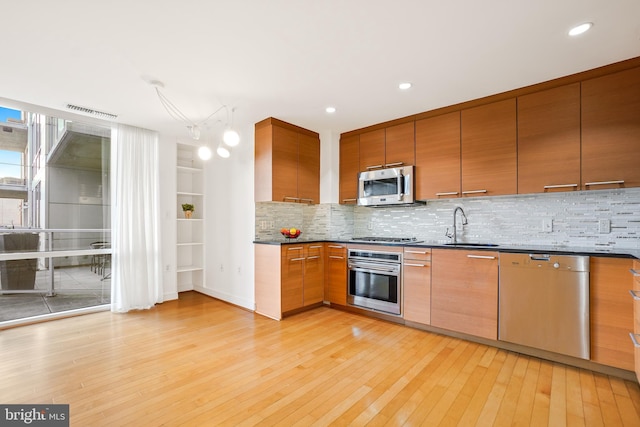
left=192, top=286, right=254, bottom=311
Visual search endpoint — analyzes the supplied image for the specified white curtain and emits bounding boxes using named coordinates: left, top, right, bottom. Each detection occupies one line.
left=110, top=124, right=163, bottom=312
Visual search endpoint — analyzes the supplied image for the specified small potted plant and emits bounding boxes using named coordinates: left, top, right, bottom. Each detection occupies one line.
left=181, top=203, right=194, bottom=219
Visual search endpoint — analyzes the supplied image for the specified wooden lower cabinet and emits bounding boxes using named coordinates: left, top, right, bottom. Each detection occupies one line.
left=431, top=249, right=499, bottom=340
left=590, top=257, right=634, bottom=371
left=325, top=243, right=347, bottom=305
left=403, top=248, right=431, bottom=325
left=631, top=260, right=640, bottom=381
left=254, top=243, right=324, bottom=320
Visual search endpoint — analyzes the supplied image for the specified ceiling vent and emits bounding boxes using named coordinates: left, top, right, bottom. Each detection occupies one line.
left=66, top=104, right=118, bottom=120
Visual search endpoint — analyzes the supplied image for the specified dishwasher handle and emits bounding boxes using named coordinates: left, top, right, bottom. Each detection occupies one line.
left=529, top=254, right=551, bottom=261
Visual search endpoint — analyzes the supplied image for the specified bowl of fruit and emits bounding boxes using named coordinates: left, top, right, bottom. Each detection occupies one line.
left=281, top=227, right=302, bottom=239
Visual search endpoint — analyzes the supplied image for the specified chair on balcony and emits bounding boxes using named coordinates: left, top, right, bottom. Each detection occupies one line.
left=89, top=241, right=110, bottom=278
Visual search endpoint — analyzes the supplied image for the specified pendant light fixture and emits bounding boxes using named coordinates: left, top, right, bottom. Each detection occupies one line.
left=150, top=80, right=240, bottom=159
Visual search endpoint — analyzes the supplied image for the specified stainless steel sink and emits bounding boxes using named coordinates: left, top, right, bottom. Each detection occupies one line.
left=444, top=243, right=499, bottom=247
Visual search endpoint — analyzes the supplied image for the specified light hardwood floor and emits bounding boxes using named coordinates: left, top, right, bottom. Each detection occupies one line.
left=2, top=291, right=640, bottom=426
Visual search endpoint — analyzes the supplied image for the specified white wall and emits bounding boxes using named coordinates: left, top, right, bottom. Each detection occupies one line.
left=158, top=134, right=178, bottom=301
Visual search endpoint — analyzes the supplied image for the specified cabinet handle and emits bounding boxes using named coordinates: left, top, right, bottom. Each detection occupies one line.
left=329, top=255, right=344, bottom=259
left=585, top=180, right=624, bottom=187
left=342, top=198, right=357, bottom=203
left=467, top=255, right=496, bottom=260
left=543, top=184, right=578, bottom=190
left=630, top=269, right=640, bottom=277
left=287, top=247, right=304, bottom=251
left=283, top=196, right=300, bottom=202
left=435, top=191, right=459, bottom=196
left=405, top=250, right=428, bottom=254
left=306, top=256, right=320, bottom=260
left=630, top=333, right=640, bottom=348
left=309, top=245, right=322, bottom=249
left=299, top=198, right=314, bottom=204
left=366, top=164, right=384, bottom=170
left=328, top=245, right=344, bottom=249
left=404, top=263, right=427, bottom=267
left=629, top=290, right=640, bottom=300
left=384, top=162, right=404, bottom=168
left=290, top=257, right=305, bottom=262
left=462, top=190, right=488, bottom=195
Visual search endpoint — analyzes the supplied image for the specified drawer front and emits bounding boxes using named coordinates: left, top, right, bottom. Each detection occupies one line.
left=282, top=245, right=305, bottom=261
left=403, top=248, right=432, bottom=261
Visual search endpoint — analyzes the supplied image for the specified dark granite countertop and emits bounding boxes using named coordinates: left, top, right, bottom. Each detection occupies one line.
left=253, top=238, right=640, bottom=259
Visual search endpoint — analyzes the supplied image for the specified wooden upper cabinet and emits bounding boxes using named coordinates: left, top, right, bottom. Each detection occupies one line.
left=254, top=117, right=320, bottom=204
left=271, top=125, right=299, bottom=202
left=582, top=66, right=640, bottom=190
left=298, top=132, right=320, bottom=204
left=517, top=83, right=581, bottom=194
left=385, top=122, right=415, bottom=167
left=461, top=99, right=517, bottom=197
left=359, top=129, right=386, bottom=170
left=415, top=112, right=461, bottom=200
left=339, top=134, right=359, bottom=204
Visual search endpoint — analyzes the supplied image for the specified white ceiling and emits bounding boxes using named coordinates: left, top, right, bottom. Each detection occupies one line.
left=1, top=1, right=639, bottom=141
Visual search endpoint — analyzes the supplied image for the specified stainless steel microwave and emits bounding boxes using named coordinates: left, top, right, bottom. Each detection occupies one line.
left=357, top=165, right=417, bottom=207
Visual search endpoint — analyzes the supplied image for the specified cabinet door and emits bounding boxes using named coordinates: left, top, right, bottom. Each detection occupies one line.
left=590, top=257, right=634, bottom=371
left=582, top=67, right=640, bottom=189
left=431, top=249, right=498, bottom=339
left=385, top=122, right=415, bottom=167
left=339, top=134, right=360, bottom=204
left=359, top=129, right=386, bottom=171
left=632, top=260, right=640, bottom=382
left=303, top=244, right=324, bottom=306
left=518, top=83, right=581, bottom=194
left=298, top=132, right=320, bottom=204
left=272, top=125, right=299, bottom=202
left=281, top=245, right=304, bottom=312
left=403, top=248, right=431, bottom=325
left=325, top=244, right=347, bottom=305
left=461, top=99, right=517, bottom=197
left=415, top=112, right=461, bottom=200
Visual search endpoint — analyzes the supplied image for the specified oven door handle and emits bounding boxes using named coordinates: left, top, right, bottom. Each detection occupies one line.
left=349, top=263, right=399, bottom=274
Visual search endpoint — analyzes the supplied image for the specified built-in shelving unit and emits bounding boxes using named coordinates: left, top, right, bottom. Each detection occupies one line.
left=176, top=143, right=204, bottom=292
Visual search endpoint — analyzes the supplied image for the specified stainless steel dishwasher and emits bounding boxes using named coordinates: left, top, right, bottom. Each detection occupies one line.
left=499, top=253, right=590, bottom=359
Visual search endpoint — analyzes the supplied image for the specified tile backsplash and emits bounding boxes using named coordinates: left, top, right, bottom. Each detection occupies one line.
left=255, top=188, right=640, bottom=249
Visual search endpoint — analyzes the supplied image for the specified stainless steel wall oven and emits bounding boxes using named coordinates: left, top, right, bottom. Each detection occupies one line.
left=347, top=248, right=402, bottom=315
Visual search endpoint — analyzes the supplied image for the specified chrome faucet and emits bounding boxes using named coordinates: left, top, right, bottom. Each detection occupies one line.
left=445, top=207, right=468, bottom=244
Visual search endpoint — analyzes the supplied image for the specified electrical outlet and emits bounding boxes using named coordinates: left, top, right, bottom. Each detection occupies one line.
left=367, top=222, right=373, bottom=230
left=598, top=219, right=611, bottom=234
left=542, top=219, right=553, bottom=233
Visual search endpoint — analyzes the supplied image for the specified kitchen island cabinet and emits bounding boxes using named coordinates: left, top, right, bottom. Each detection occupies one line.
left=415, top=112, right=461, bottom=200
left=255, top=243, right=324, bottom=320
left=402, top=247, right=431, bottom=325
left=517, top=83, right=581, bottom=194
left=582, top=66, right=640, bottom=190
left=431, top=249, right=499, bottom=339
left=590, top=256, right=635, bottom=370
left=255, top=117, right=320, bottom=204
left=461, top=99, right=517, bottom=197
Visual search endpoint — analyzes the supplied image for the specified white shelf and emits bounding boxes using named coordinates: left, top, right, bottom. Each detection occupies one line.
left=176, top=143, right=205, bottom=292
left=177, top=165, right=203, bottom=173
left=177, top=265, right=204, bottom=273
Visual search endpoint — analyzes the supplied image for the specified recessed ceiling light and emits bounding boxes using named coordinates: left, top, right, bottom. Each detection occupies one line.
left=399, top=82, right=412, bottom=90
left=569, top=22, right=593, bottom=36
left=326, top=107, right=336, bottom=113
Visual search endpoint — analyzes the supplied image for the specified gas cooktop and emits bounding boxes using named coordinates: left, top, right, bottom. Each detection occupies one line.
left=350, top=237, right=423, bottom=243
